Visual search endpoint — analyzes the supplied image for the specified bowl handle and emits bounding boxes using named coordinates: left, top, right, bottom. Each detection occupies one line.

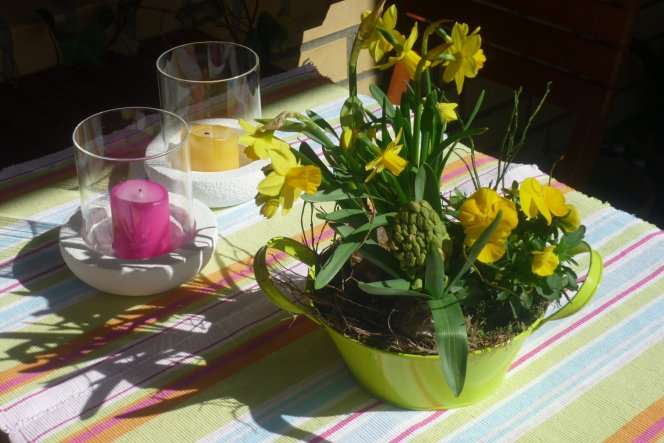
left=254, top=236, right=320, bottom=323
left=537, top=241, right=603, bottom=329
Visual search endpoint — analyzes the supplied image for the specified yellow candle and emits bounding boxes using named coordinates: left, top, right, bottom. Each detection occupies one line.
left=188, top=124, right=240, bottom=172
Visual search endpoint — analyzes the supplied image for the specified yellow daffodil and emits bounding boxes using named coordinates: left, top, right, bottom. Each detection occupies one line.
left=255, top=194, right=280, bottom=219
left=365, top=129, right=407, bottom=182
left=436, top=102, right=459, bottom=122
left=399, top=49, right=430, bottom=80
left=560, top=204, right=581, bottom=232
left=532, top=246, right=560, bottom=276
left=238, top=119, right=290, bottom=161
left=519, top=178, right=569, bottom=225
left=442, top=22, right=485, bottom=94
left=459, top=188, right=518, bottom=263
left=256, top=148, right=322, bottom=217
left=375, top=24, right=418, bottom=71
left=360, top=4, right=397, bottom=62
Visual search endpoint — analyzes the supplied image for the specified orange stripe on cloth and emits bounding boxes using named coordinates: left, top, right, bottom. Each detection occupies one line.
left=0, top=225, right=328, bottom=398
left=604, top=395, right=664, bottom=443
left=66, top=316, right=319, bottom=442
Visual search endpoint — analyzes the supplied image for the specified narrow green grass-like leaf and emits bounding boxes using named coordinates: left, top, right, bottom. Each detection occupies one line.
left=369, top=84, right=395, bottom=119
left=316, top=209, right=368, bottom=222
left=425, top=243, right=446, bottom=297
left=315, top=235, right=361, bottom=290
left=314, top=213, right=395, bottom=289
left=357, top=240, right=404, bottom=279
left=301, top=188, right=370, bottom=203
left=428, top=296, right=468, bottom=397
left=423, top=164, right=443, bottom=218
left=358, top=279, right=428, bottom=298
left=306, top=109, right=340, bottom=138
left=414, top=166, right=427, bottom=201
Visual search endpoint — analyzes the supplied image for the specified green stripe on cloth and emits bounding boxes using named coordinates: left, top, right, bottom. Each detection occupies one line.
left=1, top=73, right=663, bottom=442
left=521, top=339, right=664, bottom=442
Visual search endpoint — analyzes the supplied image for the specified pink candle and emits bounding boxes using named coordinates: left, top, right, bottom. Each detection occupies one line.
left=110, top=179, right=172, bottom=259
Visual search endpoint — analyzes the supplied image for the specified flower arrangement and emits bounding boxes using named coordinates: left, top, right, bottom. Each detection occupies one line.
left=246, top=1, right=588, bottom=397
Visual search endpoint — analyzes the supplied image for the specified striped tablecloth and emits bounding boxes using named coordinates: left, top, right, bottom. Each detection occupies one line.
left=1, top=67, right=663, bottom=442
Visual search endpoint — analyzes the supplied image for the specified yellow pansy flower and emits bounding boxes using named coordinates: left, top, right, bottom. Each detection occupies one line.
left=365, top=129, right=407, bottom=182
left=436, top=102, right=459, bottom=122
left=238, top=119, right=290, bottom=161
left=256, top=148, right=322, bottom=217
left=442, top=22, right=485, bottom=94
left=459, top=188, right=518, bottom=263
left=532, top=246, right=560, bottom=276
left=560, top=204, right=581, bottom=232
left=519, top=178, right=569, bottom=225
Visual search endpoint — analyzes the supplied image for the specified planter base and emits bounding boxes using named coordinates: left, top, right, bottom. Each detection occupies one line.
left=327, top=323, right=531, bottom=410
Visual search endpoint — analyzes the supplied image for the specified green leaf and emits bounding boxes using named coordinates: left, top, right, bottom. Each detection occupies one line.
left=302, top=126, right=335, bottom=150
left=414, top=166, right=427, bottom=201
left=424, top=242, right=446, bottom=297
left=519, top=291, right=533, bottom=309
left=315, top=237, right=361, bottom=290
left=306, top=109, right=339, bottom=138
left=464, top=90, right=485, bottom=129
left=369, top=84, right=396, bottom=119
left=428, top=296, right=468, bottom=397
left=316, top=209, right=368, bottom=223
left=560, top=226, right=586, bottom=253
left=423, top=163, right=443, bottom=217
left=314, top=213, right=395, bottom=289
left=357, top=241, right=404, bottom=279
left=358, top=279, right=427, bottom=298
left=546, top=273, right=564, bottom=292
left=301, top=188, right=369, bottom=203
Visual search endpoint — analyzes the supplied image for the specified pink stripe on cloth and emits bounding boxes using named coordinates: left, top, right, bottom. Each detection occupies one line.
left=0, top=263, right=65, bottom=296
left=35, top=308, right=291, bottom=442
left=390, top=410, right=448, bottom=443
left=603, top=230, right=664, bottom=268
left=0, top=238, right=58, bottom=268
left=2, top=228, right=333, bottom=411
left=308, top=400, right=384, bottom=443
left=634, top=417, right=664, bottom=443
left=380, top=264, right=664, bottom=441
left=441, top=155, right=494, bottom=181
left=511, top=264, right=664, bottom=370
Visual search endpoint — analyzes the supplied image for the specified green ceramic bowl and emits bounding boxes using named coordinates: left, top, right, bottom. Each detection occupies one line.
left=255, top=238, right=603, bottom=410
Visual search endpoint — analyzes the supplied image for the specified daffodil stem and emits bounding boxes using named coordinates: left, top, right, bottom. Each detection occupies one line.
left=412, top=81, right=422, bottom=167
left=348, top=38, right=362, bottom=99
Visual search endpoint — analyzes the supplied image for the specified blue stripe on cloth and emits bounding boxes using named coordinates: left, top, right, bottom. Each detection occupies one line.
left=444, top=292, right=664, bottom=443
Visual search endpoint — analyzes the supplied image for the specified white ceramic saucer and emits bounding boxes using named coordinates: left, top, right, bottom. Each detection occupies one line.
left=59, top=199, right=217, bottom=296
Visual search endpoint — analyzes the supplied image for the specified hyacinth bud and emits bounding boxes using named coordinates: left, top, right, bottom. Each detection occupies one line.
left=388, top=200, right=452, bottom=289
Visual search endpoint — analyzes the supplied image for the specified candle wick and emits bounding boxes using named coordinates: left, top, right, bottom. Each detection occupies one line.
left=204, top=131, right=210, bottom=135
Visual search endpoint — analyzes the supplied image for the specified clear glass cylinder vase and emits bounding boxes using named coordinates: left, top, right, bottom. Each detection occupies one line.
left=72, top=107, right=193, bottom=260
left=156, top=41, right=261, bottom=124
